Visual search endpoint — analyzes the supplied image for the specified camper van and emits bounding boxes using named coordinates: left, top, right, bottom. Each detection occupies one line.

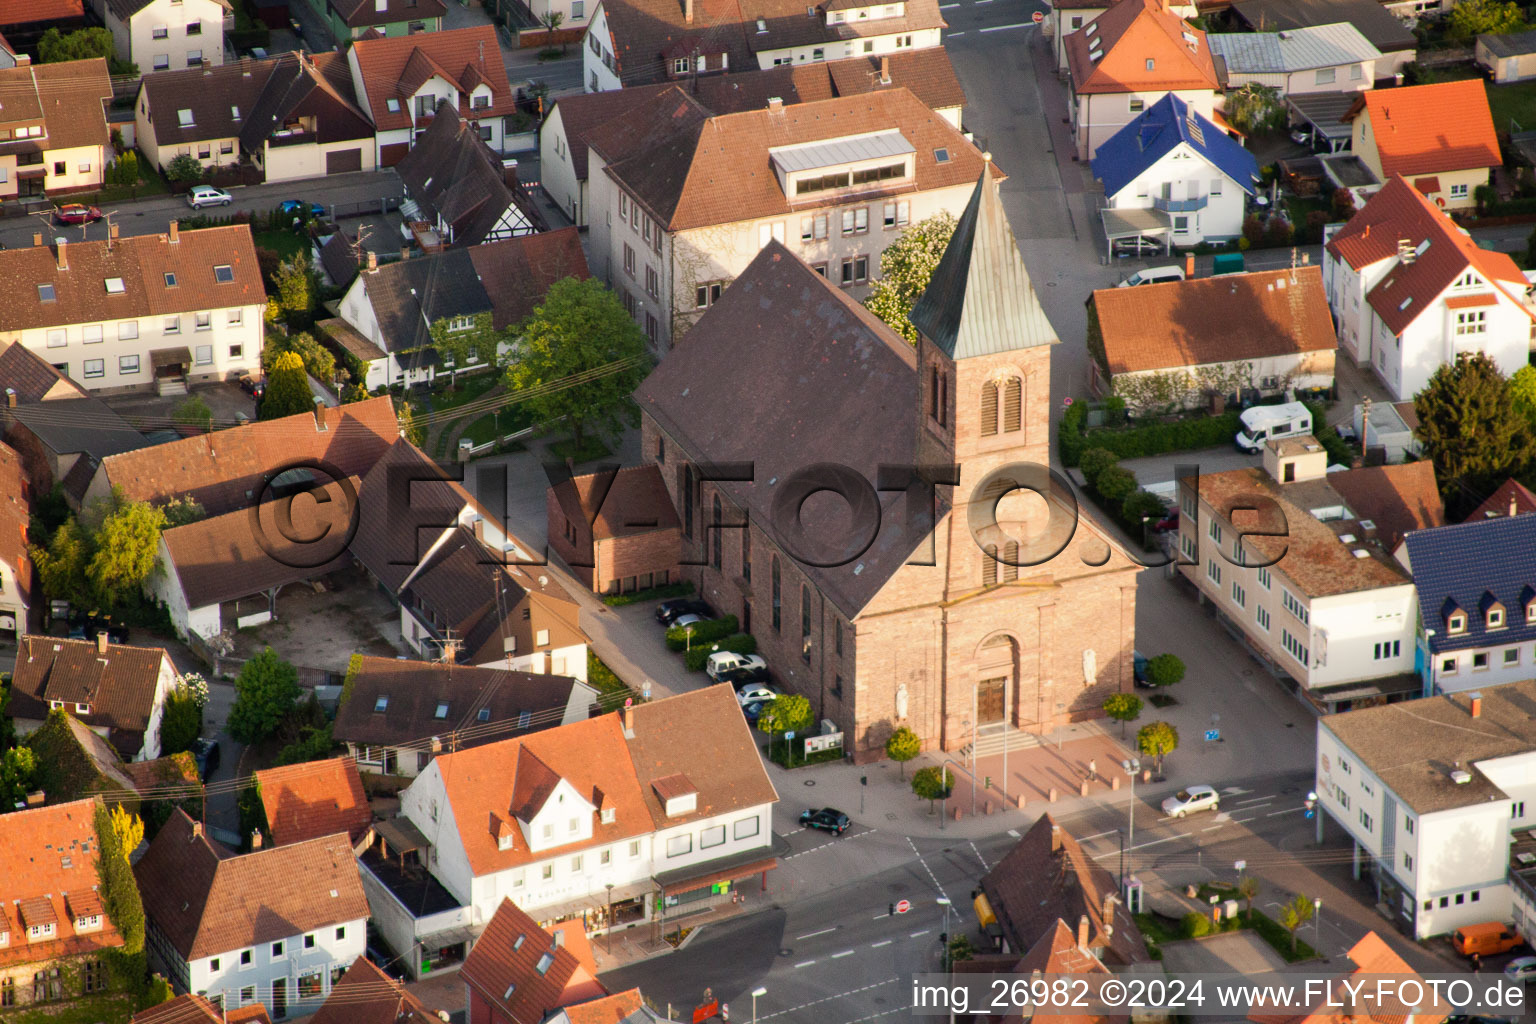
left=1234, top=402, right=1313, bottom=453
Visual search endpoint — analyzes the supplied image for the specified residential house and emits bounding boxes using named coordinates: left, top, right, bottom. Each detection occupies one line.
left=1047, top=0, right=1197, bottom=73
left=0, top=0, right=88, bottom=55
left=1398, top=513, right=1536, bottom=695
left=978, top=815, right=1149, bottom=964
left=328, top=229, right=588, bottom=389
left=1322, top=175, right=1535, bottom=401
left=1324, top=460, right=1443, bottom=551
left=363, top=686, right=778, bottom=974
left=542, top=50, right=965, bottom=226
left=0, top=58, right=112, bottom=199
left=1177, top=439, right=1440, bottom=713
left=0, top=443, right=34, bottom=642
left=0, top=223, right=266, bottom=396
left=0, top=337, right=86, bottom=405
left=546, top=465, right=681, bottom=595
left=132, top=993, right=274, bottom=1023
left=9, top=634, right=178, bottom=760
left=1477, top=29, right=1536, bottom=84
left=135, top=52, right=375, bottom=182
left=1247, top=932, right=1447, bottom=1024
left=1063, top=0, right=1220, bottom=161
left=1330, top=80, right=1499, bottom=210
left=1315, top=684, right=1536, bottom=939
left=1087, top=266, right=1335, bottom=407
left=332, top=655, right=597, bottom=778
left=590, top=85, right=993, bottom=350
left=94, top=0, right=230, bottom=74
left=1229, top=0, right=1416, bottom=79
left=306, top=0, right=445, bottom=43
left=459, top=898, right=607, bottom=1024
left=1466, top=479, right=1536, bottom=523
left=0, top=799, right=125, bottom=1014
left=1092, top=93, right=1259, bottom=250
left=307, top=957, right=439, bottom=1024
left=582, top=0, right=945, bottom=92
left=542, top=991, right=678, bottom=1024
left=253, top=757, right=373, bottom=847
left=1207, top=23, right=1379, bottom=95
left=395, top=108, right=537, bottom=247
left=346, top=26, right=520, bottom=166
left=950, top=920, right=1127, bottom=1024
left=133, top=808, right=370, bottom=1016
left=636, top=173, right=1143, bottom=759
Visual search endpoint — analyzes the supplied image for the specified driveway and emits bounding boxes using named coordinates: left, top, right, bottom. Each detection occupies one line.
left=229, top=565, right=409, bottom=673
left=1159, top=932, right=1289, bottom=974
left=103, top=381, right=259, bottom=432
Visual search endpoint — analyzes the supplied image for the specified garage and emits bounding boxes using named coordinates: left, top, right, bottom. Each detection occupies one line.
left=326, top=148, right=362, bottom=174
left=379, top=142, right=409, bottom=167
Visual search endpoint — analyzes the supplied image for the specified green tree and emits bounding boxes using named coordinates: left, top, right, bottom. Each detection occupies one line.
left=399, top=399, right=425, bottom=447
left=1094, top=465, right=1137, bottom=502
left=1078, top=448, right=1119, bottom=487
left=911, top=765, right=955, bottom=814
left=505, top=277, right=650, bottom=451
left=1415, top=352, right=1536, bottom=509
left=260, top=351, right=313, bottom=421
left=1145, top=653, right=1186, bottom=687
left=227, top=648, right=301, bottom=744
left=947, top=935, right=975, bottom=964
left=428, top=313, right=504, bottom=378
left=92, top=801, right=145, bottom=955
left=112, top=150, right=140, bottom=187
left=1137, top=720, right=1179, bottom=774
left=1449, top=0, right=1525, bottom=38
left=271, top=330, right=336, bottom=384
left=1237, top=876, right=1260, bottom=915
left=1121, top=490, right=1166, bottom=527
left=540, top=9, right=566, bottom=50
left=1224, top=83, right=1286, bottom=134
left=37, top=26, right=113, bottom=63
left=164, top=153, right=205, bottom=184
left=172, top=394, right=213, bottom=434
left=87, top=497, right=167, bottom=608
left=267, top=252, right=316, bottom=326
left=158, top=686, right=203, bottom=757
left=758, top=693, right=814, bottom=763
left=1102, top=692, right=1143, bottom=738
left=159, top=495, right=206, bottom=528
left=274, top=722, right=335, bottom=766
left=1512, top=364, right=1536, bottom=421
left=1277, top=893, right=1314, bottom=953
left=0, top=746, right=37, bottom=808
left=30, top=519, right=92, bottom=608
left=863, top=212, right=958, bottom=344
left=885, top=726, right=921, bottom=779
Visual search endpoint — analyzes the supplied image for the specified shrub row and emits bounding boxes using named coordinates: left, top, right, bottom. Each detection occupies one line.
left=1060, top=402, right=1242, bottom=466
left=602, top=581, right=695, bottom=607
left=684, top=634, right=757, bottom=672
left=665, top=614, right=740, bottom=651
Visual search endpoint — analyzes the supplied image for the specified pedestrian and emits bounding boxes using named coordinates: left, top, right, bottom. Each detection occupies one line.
left=1473, top=953, right=1482, bottom=974
left=1088, top=758, right=1098, bottom=782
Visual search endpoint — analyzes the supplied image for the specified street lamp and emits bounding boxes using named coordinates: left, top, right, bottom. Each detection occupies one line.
left=1313, top=897, right=1322, bottom=947
left=605, top=882, right=615, bottom=955
left=751, top=987, right=767, bottom=1024
left=937, top=898, right=952, bottom=972
left=1120, top=758, right=1141, bottom=887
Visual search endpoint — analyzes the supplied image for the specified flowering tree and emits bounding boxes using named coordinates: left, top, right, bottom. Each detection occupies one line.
left=864, top=212, right=958, bottom=344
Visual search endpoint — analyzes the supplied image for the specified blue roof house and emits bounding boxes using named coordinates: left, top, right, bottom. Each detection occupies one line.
left=1092, top=93, right=1260, bottom=248
left=1398, top=513, right=1536, bottom=696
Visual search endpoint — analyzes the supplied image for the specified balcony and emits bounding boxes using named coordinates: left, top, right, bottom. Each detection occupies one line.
left=268, top=128, right=317, bottom=148
left=1153, top=195, right=1208, bottom=213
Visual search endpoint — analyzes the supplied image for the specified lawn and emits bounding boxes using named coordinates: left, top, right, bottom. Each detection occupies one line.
left=254, top=227, right=306, bottom=262
left=1487, top=80, right=1536, bottom=134
left=426, top=370, right=500, bottom=414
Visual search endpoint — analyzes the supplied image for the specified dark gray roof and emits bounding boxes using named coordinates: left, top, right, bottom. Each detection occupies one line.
left=396, top=108, right=527, bottom=247
left=236, top=51, right=372, bottom=153
left=634, top=241, right=940, bottom=618
left=1402, top=513, right=1536, bottom=656
left=9, top=397, right=147, bottom=459
left=350, top=438, right=475, bottom=595
left=909, top=171, right=1057, bottom=360
left=1232, top=0, right=1415, bottom=53
left=359, top=248, right=491, bottom=354
left=1479, top=28, right=1536, bottom=58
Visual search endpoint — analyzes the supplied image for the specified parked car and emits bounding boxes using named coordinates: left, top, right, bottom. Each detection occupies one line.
left=737, top=685, right=780, bottom=706
left=278, top=199, right=326, bottom=218
left=706, top=651, right=768, bottom=682
left=742, top=698, right=770, bottom=724
left=1118, top=265, right=1185, bottom=288
left=187, top=185, right=232, bottom=209
left=671, top=613, right=708, bottom=631
left=55, top=204, right=102, bottom=225
left=719, top=664, right=772, bottom=687
left=1289, top=127, right=1312, bottom=147
left=1453, top=922, right=1523, bottom=958
left=1504, top=956, right=1536, bottom=983
left=1162, top=785, right=1220, bottom=818
left=191, top=737, right=220, bottom=780
left=1133, top=650, right=1152, bottom=689
left=1153, top=509, right=1179, bottom=533
left=655, top=599, right=713, bottom=626
left=1111, top=237, right=1164, bottom=258
left=238, top=373, right=265, bottom=399
left=800, top=808, right=851, bottom=835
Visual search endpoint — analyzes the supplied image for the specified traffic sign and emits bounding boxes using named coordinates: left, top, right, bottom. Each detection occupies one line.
left=895, top=899, right=911, bottom=914
left=1032, top=10, right=1043, bottom=21
left=1063, top=397, right=1074, bottom=407
left=1204, top=729, right=1220, bottom=742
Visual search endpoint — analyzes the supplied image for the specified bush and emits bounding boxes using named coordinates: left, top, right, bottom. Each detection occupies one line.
left=602, top=580, right=694, bottom=606
left=1061, top=405, right=1243, bottom=464
left=1265, top=217, right=1294, bottom=247
left=1059, top=401, right=1089, bottom=466
left=1079, top=447, right=1119, bottom=486
left=1330, top=188, right=1356, bottom=222
left=1302, top=210, right=1330, bottom=244
left=164, top=153, right=204, bottom=184
left=1242, top=214, right=1265, bottom=248
left=1120, top=489, right=1166, bottom=525
left=1145, top=653, right=1186, bottom=687
left=665, top=614, right=740, bottom=652
left=1183, top=912, right=1214, bottom=938
left=1094, top=465, right=1138, bottom=502
left=684, top=633, right=757, bottom=672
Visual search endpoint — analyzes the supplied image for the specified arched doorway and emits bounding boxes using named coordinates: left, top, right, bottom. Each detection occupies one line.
left=975, top=634, right=1018, bottom=734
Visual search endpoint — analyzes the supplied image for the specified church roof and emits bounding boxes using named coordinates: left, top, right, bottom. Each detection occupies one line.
left=909, top=170, right=1058, bottom=359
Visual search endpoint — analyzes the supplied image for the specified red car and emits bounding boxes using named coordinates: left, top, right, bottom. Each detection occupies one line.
left=55, top=204, right=103, bottom=225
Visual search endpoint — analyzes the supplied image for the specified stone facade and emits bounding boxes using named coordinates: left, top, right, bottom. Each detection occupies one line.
left=545, top=484, right=681, bottom=595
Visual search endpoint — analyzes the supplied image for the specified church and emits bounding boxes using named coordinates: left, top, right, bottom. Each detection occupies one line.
left=633, top=171, right=1142, bottom=761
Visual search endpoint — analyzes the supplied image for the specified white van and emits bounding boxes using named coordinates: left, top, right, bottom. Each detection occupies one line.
left=1235, top=402, right=1313, bottom=453
left=1118, top=266, right=1186, bottom=288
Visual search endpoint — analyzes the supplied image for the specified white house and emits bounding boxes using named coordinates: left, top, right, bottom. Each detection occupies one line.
left=134, top=810, right=370, bottom=1017
left=0, top=59, right=113, bottom=201
left=1317, top=685, right=1536, bottom=939
left=363, top=687, right=778, bottom=973
left=1323, top=175, right=1536, bottom=402
left=96, top=0, right=231, bottom=74
left=1092, top=93, right=1259, bottom=248
left=1207, top=22, right=1379, bottom=95
left=0, top=443, right=32, bottom=643
left=0, top=223, right=267, bottom=397
left=1178, top=439, right=1439, bottom=714
left=8, top=634, right=178, bottom=761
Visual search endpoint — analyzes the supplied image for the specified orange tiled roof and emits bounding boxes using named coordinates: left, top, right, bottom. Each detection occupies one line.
left=460, top=898, right=606, bottom=1024
left=1065, top=0, right=1218, bottom=95
left=0, top=799, right=124, bottom=969
left=254, top=756, right=372, bottom=847
left=350, top=27, right=516, bottom=136
left=1348, top=79, right=1499, bottom=178
left=563, top=990, right=647, bottom=1024
left=1250, top=931, right=1446, bottom=1024
left=0, top=0, right=84, bottom=26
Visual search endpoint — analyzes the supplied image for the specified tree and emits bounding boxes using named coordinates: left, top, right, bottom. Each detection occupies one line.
left=1329, top=188, right=1356, bottom=223
left=1224, top=83, right=1285, bottom=134
left=1415, top=352, right=1536, bottom=509
left=108, top=803, right=145, bottom=856
left=1265, top=216, right=1294, bottom=247
left=911, top=765, right=954, bottom=814
left=0, top=746, right=37, bottom=808
left=38, top=26, right=113, bottom=63
left=1102, top=693, right=1143, bottom=738
left=172, top=394, right=214, bottom=434
left=1094, top=465, right=1137, bottom=503
left=1512, top=365, right=1536, bottom=421
left=864, top=212, right=958, bottom=344
left=159, top=495, right=206, bottom=528
left=227, top=648, right=301, bottom=744
left=758, top=693, right=813, bottom=763
left=164, top=153, right=205, bottom=184
left=1237, top=876, right=1260, bottom=915
left=1144, top=653, right=1186, bottom=687
left=1278, top=893, right=1314, bottom=953
left=30, top=519, right=92, bottom=608
left=275, top=722, right=335, bottom=766
left=269, top=330, right=336, bottom=384
left=1121, top=490, right=1166, bottom=526
left=399, top=400, right=425, bottom=447
left=1449, top=0, right=1524, bottom=38
left=1137, top=720, right=1179, bottom=774
left=268, top=253, right=316, bottom=326
left=87, top=497, right=167, bottom=608
left=540, top=9, right=566, bottom=51
left=1079, top=448, right=1119, bottom=488
left=428, top=313, right=504, bottom=379
left=111, top=149, right=139, bottom=187
left=505, top=277, right=650, bottom=451
left=1242, top=214, right=1265, bottom=248
left=260, top=351, right=313, bottom=421
left=885, top=726, right=921, bottom=779
left=158, top=675, right=207, bottom=756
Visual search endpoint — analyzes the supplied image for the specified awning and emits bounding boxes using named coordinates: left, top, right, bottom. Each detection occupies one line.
left=1101, top=206, right=1172, bottom=241
left=150, top=347, right=193, bottom=369
left=654, top=833, right=791, bottom=893
left=657, top=856, right=779, bottom=898
left=1306, top=672, right=1421, bottom=705
left=16, top=166, right=45, bottom=178
left=375, top=816, right=432, bottom=856
left=419, top=924, right=475, bottom=950
left=526, top=879, right=656, bottom=924
left=973, top=891, right=997, bottom=930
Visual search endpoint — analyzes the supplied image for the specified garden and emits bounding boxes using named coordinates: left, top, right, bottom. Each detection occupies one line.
left=1136, top=880, right=1321, bottom=964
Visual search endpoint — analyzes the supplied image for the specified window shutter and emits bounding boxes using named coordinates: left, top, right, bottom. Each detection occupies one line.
left=1003, top=377, right=1022, bottom=433
left=982, top=545, right=998, bottom=586
left=980, top=381, right=999, bottom=436
left=1003, top=541, right=1019, bottom=582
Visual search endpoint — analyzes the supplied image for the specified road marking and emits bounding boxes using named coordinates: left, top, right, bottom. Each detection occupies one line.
left=1090, top=832, right=1195, bottom=860
left=939, top=3, right=959, bottom=7
left=760, top=978, right=902, bottom=1020
left=795, top=960, right=817, bottom=968
left=906, top=837, right=950, bottom=902
left=1234, top=795, right=1273, bottom=806
left=979, top=20, right=1032, bottom=30
left=798, top=928, right=837, bottom=940
left=1221, top=787, right=1252, bottom=796
left=969, top=840, right=991, bottom=871
left=910, top=929, right=930, bottom=938
left=948, top=29, right=966, bottom=34
left=1234, top=816, right=1258, bottom=824
left=1007, top=829, right=1020, bottom=837
left=1203, top=825, right=1223, bottom=832
left=1268, top=808, right=1301, bottom=817
left=1078, top=830, right=1117, bottom=842
left=785, top=828, right=879, bottom=860
left=844, top=1009, right=910, bottom=1024
left=832, top=950, right=855, bottom=959
left=871, top=940, right=892, bottom=948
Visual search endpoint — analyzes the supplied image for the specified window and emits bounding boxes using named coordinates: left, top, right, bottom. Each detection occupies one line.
left=835, top=618, right=842, bottom=656
left=841, top=207, right=869, bottom=235
left=1404, top=852, right=1413, bottom=871
left=1257, top=566, right=1272, bottom=590
left=1129, top=98, right=1144, bottom=113
left=1369, top=639, right=1401, bottom=660
left=568, top=816, right=579, bottom=834
left=119, top=355, right=140, bottom=375
left=1456, top=311, right=1486, bottom=335
left=272, top=941, right=285, bottom=959
left=771, top=557, right=781, bottom=631
left=1441, top=656, right=1458, bottom=675
left=164, top=316, right=181, bottom=334
left=801, top=213, right=829, bottom=241
left=757, top=222, right=785, bottom=246
left=215, top=264, right=234, bottom=283
left=37, top=283, right=55, bottom=302
left=1489, top=606, right=1506, bottom=628
left=220, top=140, right=234, bottom=155
left=298, top=971, right=322, bottom=998
left=1516, top=801, right=1527, bottom=818
left=695, top=281, right=723, bottom=309
left=542, top=864, right=554, bottom=880
left=1210, top=178, right=1223, bottom=196
left=1282, top=589, right=1309, bottom=625
left=374, top=695, right=389, bottom=712
left=537, top=629, right=550, bottom=646
left=1474, top=652, right=1489, bottom=670
left=623, top=244, right=635, bottom=277
left=84, top=358, right=104, bottom=379
left=1315, top=67, right=1335, bottom=85
left=1208, top=520, right=1222, bottom=544
left=303, top=933, right=315, bottom=950
left=801, top=583, right=812, bottom=661
left=153, top=24, right=168, bottom=37
left=210, top=958, right=221, bottom=973
left=1282, top=628, right=1309, bottom=667
left=195, top=312, right=212, bottom=332
left=197, top=144, right=210, bottom=159
left=629, top=840, right=641, bottom=857
left=46, top=328, right=66, bottom=348
left=240, top=949, right=253, bottom=967
left=1448, top=613, right=1466, bottom=634
left=667, top=834, right=692, bottom=857
left=1256, top=607, right=1270, bottom=631
left=1145, top=58, right=1154, bottom=70
left=573, top=0, right=584, bottom=15
left=229, top=308, right=243, bottom=325
left=1231, top=581, right=1245, bottom=608
left=187, top=19, right=202, bottom=34
left=701, top=824, right=726, bottom=848
left=187, top=49, right=202, bottom=64
left=883, top=200, right=909, bottom=229
left=0, top=979, right=11, bottom=1007
left=434, top=701, right=449, bottom=719
left=1506, top=647, right=1521, bottom=666
left=673, top=57, right=690, bottom=74
left=571, top=855, right=583, bottom=871
left=1450, top=183, right=1469, bottom=199
left=1206, top=559, right=1221, bottom=585
left=839, top=255, right=868, bottom=285
left=154, top=54, right=170, bottom=70
left=645, top=265, right=659, bottom=300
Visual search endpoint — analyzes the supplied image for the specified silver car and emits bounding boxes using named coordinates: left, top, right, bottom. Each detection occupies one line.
left=1162, top=785, right=1220, bottom=818
left=187, top=185, right=232, bottom=209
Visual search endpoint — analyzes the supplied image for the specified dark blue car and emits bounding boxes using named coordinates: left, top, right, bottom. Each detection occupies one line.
left=278, top=199, right=325, bottom=218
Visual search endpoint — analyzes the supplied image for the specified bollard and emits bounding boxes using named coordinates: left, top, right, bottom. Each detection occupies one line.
left=1111, top=776, right=1120, bottom=791
left=953, top=807, right=963, bottom=821
left=1143, top=768, right=1152, bottom=783
left=1013, top=792, right=1026, bottom=808
left=984, top=800, right=993, bottom=815
left=1080, top=780, right=1091, bottom=797
left=1049, top=787, right=1059, bottom=803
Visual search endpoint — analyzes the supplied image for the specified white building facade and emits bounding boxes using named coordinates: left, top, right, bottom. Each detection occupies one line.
left=98, top=0, right=229, bottom=74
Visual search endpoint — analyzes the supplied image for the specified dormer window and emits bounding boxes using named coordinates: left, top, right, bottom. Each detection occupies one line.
left=497, top=833, right=513, bottom=851
left=74, top=703, right=89, bottom=714
left=75, top=915, right=101, bottom=934
left=1483, top=592, right=1506, bottom=629
left=1528, top=600, right=1536, bottom=623
left=27, top=923, right=54, bottom=941
left=653, top=773, right=699, bottom=817
left=1448, top=613, right=1466, bottom=635
left=601, top=807, right=616, bottom=824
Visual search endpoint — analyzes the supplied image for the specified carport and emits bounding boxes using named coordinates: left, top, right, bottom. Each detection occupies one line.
left=1101, top=207, right=1172, bottom=254
left=1287, top=91, right=1357, bottom=154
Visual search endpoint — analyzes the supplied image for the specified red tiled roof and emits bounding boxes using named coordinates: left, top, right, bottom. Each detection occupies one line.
left=0, top=0, right=83, bottom=27
left=1412, top=175, right=1440, bottom=195
left=561, top=990, right=646, bottom=1024
left=1465, top=478, right=1536, bottom=523
left=0, top=339, right=86, bottom=403
left=466, top=229, right=591, bottom=331
left=1348, top=80, right=1499, bottom=179
left=9, top=636, right=172, bottom=754
left=1250, top=931, right=1445, bottom=1024
left=254, top=756, right=372, bottom=847
left=350, top=27, right=516, bottom=135
left=0, top=799, right=124, bottom=969
left=460, top=898, right=605, bottom=1024
left=309, top=957, right=438, bottom=1024
left=549, top=464, right=681, bottom=541
left=1065, top=0, right=1218, bottom=95
left=132, top=993, right=224, bottom=1024
left=1325, top=461, right=1444, bottom=551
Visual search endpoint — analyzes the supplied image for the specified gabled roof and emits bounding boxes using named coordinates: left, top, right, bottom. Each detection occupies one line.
left=0, top=443, right=33, bottom=623
left=0, top=799, right=124, bottom=969
left=1325, top=175, right=1532, bottom=335
left=133, top=808, right=371, bottom=960
left=1323, top=461, right=1443, bottom=551
left=1478, top=27, right=1536, bottom=59
left=106, top=0, right=231, bottom=19
left=460, top=898, right=606, bottom=1024
left=308, top=957, right=438, bottom=1024
left=549, top=464, right=681, bottom=541
left=350, top=27, right=517, bottom=134
left=1250, top=931, right=1444, bottom=1024
left=0, top=59, right=110, bottom=156
left=1089, top=266, right=1333, bottom=375
left=329, top=0, right=448, bottom=28
left=1346, top=79, right=1499, bottom=179
left=1230, top=0, right=1415, bottom=53
left=1064, top=0, right=1218, bottom=96
left=237, top=51, right=373, bottom=153
left=1466, top=478, right=1536, bottom=523
left=8, top=398, right=146, bottom=462
left=0, top=0, right=83, bottom=26
left=910, top=170, right=1057, bottom=360
left=332, top=655, right=591, bottom=750
left=356, top=246, right=491, bottom=354
left=133, top=994, right=275, bottom=1024
left=26, top=712, right=139, bottom=807
left=397, top=108, right=529, bottom=247
left=1207, top=22, right=1380, bottom=74
left=1401, top=512, right=1536, bottom=655
left=1092, top=92, right=1259, bottom=199
left=349, top=437, right=476, bottom=594
left=9, top=636, right=172, bottom=754
left=139, top=58, right=279, bottom=149
left=554, top=990, right=649, bottom=1024
left=466, top=229, right=590, bottom=331
left=0, top=339, right=86, bottom=403
left=254, top=756, right=372, bottom=847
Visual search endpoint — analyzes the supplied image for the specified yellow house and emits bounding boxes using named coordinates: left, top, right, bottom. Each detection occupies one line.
left=0, top=58, right=112, bottom=200
left=1341, top=79, right=1499, bottom=211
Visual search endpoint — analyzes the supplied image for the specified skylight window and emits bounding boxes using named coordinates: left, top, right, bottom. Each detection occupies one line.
left=374, top=695, right=389, bottom=712
left=214, top=264, right=234, bottom=283
left=37, top=283, right=55, bottom=302
left=231, top=105, right=241, bottom=119
left=477, top=707, right=491, bottom=722
left=164, top=272, right=177, bottom=287
left=535, top=953, right=555, bottom=975
left=756, top=16, right=767, bottom=31
left=105, top=278, right=125, bottom=294
left=434, top=701, right=450, bottom=719
left=177, top=108, right=194, bottom=127
left=934, top=148, right=950, bottom=163
left=1398, top=297, right=1413, bottom=311
left=386, top=98, right=401, bottom=112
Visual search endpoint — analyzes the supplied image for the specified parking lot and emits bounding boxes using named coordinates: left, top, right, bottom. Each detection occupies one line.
left=102, top=380, right=258, bottom=434
left=228, top=564, right=410, bottom=673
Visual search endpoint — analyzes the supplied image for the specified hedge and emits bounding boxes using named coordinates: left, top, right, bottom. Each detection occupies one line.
left=603, top=581, right=694, bottom=606
left=684, top=633, right=757, bottom=672
left=1302, top=402, right=1352, bottom=465
left=666, top=614, right=739, bottom=651
left=1059, top=402, right=1242, bottom=466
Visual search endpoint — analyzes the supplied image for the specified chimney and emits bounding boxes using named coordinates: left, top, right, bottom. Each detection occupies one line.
left=250, top=830, right=263, bottom=850
left=191, top=821, right=203, bottom=839
left=685, top=0, right=694, bottom=22
left=879, top=56, right=890, bottom=84
left=767, top=96, right=783, bottom=113
left=95, top=631, right=108, bottom=654
left=32, top=232, right=42, bottom=248
left=54, top=237, right=67, bottom=271
left=1077, top=914, right=1090, bottom=949
left=168, top=219, right=179, bottom=244
left=1513, top=493, right=1520, bottom=518
left=1185, top=253, right=1195, bottom=278
left=1470, top=692, right=1483, bottom=719
left=622, top=703, right=634, bottom=735
left=5, top=388, right=15, bottom=409
left=1102, top=891, right=1116, bottom=923
left=366, top=250, right=378, bottom=273
left=1050, top=822, right=1062, bottom=852
left=400, top=246, right=411, bottom=262
left=472, top=518, right=484, bottom=542
left=313, top=396, right=327, bottom=430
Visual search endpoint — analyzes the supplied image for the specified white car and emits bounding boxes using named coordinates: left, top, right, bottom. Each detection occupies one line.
left=1162, top=785, right=1220, bottom=819
left=187, top=185, right=232, bottom=209
left=1505, top=956, right=1536, bottom=983
left=707, top=651, right=768, bottom=682
left=671, top=613, right=707, bottom=630
left=737, top=685, right=780, bottom=706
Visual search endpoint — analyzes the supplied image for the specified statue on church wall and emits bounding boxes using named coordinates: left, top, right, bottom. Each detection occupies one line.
left=895, top=683, right=909, bottom=721
left=1082, top=648, right=1097, bottom=686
